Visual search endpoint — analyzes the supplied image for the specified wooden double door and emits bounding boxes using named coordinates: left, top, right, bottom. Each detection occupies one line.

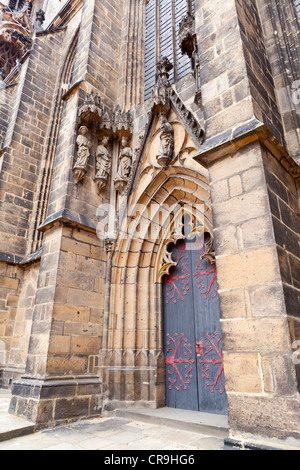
left=163, top=237, right=228, bottom=415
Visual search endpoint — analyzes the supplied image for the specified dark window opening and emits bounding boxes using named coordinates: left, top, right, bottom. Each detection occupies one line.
left=295, top=0, right=300, bottom=19
left=8, top=1, right=32, bottom=15
left=145, top=0, right=195, bottom=101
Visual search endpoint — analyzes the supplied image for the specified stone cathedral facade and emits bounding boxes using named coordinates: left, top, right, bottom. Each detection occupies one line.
left=0, top=0, right=299, bottom=449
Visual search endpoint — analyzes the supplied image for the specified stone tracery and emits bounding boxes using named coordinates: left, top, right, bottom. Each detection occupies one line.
left=0, top=1, right=34, bottom=77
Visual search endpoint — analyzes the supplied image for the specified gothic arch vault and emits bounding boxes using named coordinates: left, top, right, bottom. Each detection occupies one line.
left=100, top=161, right=215, bottom=409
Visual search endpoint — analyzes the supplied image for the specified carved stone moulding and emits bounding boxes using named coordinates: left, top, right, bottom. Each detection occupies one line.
left=169, top=89, right=204, bottom=146
left=155, top=206, right=212, bottom=282
left=156, top=153, right=172, bottom=170
left=201, top=234, right=216, bottom=265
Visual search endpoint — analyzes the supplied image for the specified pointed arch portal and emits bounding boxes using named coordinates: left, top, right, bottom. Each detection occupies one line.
left=102, top=90, right=228, bottom=414
left=162, top=218, right=228, bottom=414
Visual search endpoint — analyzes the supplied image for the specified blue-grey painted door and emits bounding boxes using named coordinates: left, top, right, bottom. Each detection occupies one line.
left=163, top=236, right=228, bottom=415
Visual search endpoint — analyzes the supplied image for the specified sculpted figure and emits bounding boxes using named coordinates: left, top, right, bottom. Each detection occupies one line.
left=156, top=113, right=174, bottom=169
left=95, top=136, right=111, bottom=194
left=114, top=137, right=133, bottom=194
left=73, top=126, right=92, bottom=184
left=118, top=137, right=132, bottom=179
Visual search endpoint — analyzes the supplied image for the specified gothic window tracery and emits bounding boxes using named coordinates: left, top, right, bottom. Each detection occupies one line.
left=145, top=0, right=195, bottom=100
left=9, top=1, right=32, bottom=13
left=0, top=0, right=33, bottom=77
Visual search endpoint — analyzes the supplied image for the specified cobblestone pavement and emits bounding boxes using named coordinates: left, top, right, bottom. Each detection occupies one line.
left=0, top=416, right=224, bottom=451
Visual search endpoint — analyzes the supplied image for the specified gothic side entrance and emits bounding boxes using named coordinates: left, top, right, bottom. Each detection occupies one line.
left=163, top=230, right=228, bottom=415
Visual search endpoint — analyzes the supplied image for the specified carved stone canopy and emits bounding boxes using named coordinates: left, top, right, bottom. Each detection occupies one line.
left=78, top=92, right=103, bottom=125
left=178, top=12, right=196, bottom=58
left=78, top=93, right=133, bottom=141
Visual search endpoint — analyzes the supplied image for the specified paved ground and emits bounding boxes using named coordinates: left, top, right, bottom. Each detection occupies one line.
left=0, top=415, right=226, bottom=451
left=0, top=389, right=227, bottom=451
left=1, top=390, right=299, bottom=451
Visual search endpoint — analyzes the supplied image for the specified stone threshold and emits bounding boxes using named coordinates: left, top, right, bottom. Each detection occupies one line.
left=106, top=406, right=229, bottom=440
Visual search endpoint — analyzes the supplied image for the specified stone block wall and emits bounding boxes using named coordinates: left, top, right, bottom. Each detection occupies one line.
left=235, top=0, right=283, bottom=144
left=0, top=262, right=23, bottom=387
left=204, top=139, right=300, bottom=441
left=1, top=262, right=39, bottom=388
left=0, top=83, right=16, bottom=148
left=195, top=0, right=255, bottom=140
left=0, top=29, right=66, bottom=258
left=258, top=0, right=300, bottom=162
left=7, top=0, right=127, bottom=425
left=262, top=148, right=300, bottom=388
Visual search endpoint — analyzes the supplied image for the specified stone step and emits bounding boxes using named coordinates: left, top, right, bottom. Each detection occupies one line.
left=110, top=407, right=229, bottom=439
left=0, top=390, right=35, bottom=442
left=0, top=415, right=35, bottom=443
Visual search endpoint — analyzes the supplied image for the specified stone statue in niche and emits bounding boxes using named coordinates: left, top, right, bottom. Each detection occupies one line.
left=73, top=126, right=92, bottom=184
left=94, top=136, right=111, bottom=194
left=151, top=57, right=173, bottom=116
left=114, top=137, right=133, bottom=194
left=156, top=113, right=174, bottom=169
left=118, top=137, right=133, bottom=179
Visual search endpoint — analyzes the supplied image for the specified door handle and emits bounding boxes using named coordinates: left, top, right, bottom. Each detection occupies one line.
left=196, top=341, right=204, bottom=355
